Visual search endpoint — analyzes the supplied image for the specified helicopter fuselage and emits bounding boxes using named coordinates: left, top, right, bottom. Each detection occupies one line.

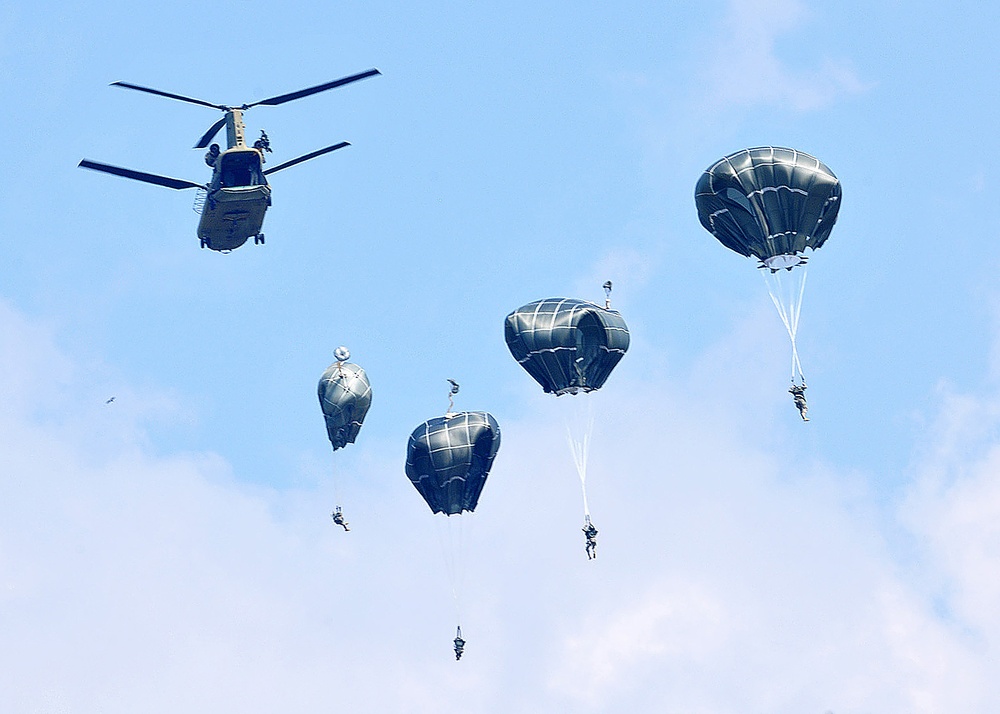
left=198, top=146, right=271, bottom=251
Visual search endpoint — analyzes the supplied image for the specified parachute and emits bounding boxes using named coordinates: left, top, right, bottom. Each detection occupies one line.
left=695, top=147, right=842, bottom=387
left=405, top=411, right=501, bottom=515
left=504, top=289, right=629, bottom=552
left=695, top=146, right=841, bottom=263
left=317, top=347, right=372, bottom=526
left=406, top=391, right=501, bottom=658
left=504, top=297, right=630, bottom=396
left=318, top=347, right=372, bottom=450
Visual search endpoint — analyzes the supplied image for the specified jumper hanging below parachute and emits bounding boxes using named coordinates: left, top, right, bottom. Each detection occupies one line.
left=453, top=626, right=466, bottom=661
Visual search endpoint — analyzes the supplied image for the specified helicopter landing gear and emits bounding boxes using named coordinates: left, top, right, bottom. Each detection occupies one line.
left=254, top=233, right=265, bottom=245
left=200, top=237, right=208, bottom=249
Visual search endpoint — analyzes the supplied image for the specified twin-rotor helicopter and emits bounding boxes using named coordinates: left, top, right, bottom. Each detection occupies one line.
left=79, top=68, right=380, bottom=252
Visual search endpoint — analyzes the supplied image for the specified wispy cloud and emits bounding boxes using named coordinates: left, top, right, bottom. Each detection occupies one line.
left=697, top=0, right=870, bottom=112
left=903, top=382, right=1000, bottom=640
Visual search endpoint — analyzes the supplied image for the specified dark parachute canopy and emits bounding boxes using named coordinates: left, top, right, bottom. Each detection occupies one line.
left=318, top=356, right=372, bottom=451
left=405, top=412, right=501, bottom=515
left=695, top=146, right=841, bottom=262
left=504, top=298, right=630, bottom=395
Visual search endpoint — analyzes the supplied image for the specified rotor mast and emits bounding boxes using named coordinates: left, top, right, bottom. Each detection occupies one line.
left=226, top=108, right=246, bottom=149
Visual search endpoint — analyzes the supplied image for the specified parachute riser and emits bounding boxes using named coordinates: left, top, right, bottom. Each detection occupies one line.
left=330, top=455, right=342, bottom=514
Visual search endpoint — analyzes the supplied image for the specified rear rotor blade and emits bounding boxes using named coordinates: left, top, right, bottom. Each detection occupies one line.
left=194, top=116, right=228, bottom=149
left=111, top=81, right=227, bottom=110
left=263, top=142, right=351, bottom=176
left=246, top=69, right=380, bottom=108
left=78, top=159, right=205, bottom=190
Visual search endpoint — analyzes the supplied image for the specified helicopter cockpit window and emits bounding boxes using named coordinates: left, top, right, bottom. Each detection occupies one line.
left=220, top=151, right=263, bottom=188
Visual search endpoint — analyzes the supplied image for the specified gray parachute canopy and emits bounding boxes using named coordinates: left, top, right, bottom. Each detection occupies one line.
left=405, top=411, right=501, bottom=515
left=505, top=298, right=630, bottom=396
left=695, top=146, right=841, bottom=261
left=318, top=361, right=372, bottom=451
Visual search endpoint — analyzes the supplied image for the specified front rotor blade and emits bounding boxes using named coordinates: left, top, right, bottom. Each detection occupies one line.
left=111, top=81, right=227, bottom=110
left=194, top=116, right=228, bottom=148
left=262, top=142, right=350, bottom=176
left=246, top=69, right=380, bottom=108
left=78, top=160, right=205, bottom=190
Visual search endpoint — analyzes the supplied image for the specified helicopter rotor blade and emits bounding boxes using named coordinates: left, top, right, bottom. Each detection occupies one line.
left=262, top=142, right=351, bottom=176
left=111, top=81, right=228, bottom=111
left=194, top=116, right=228, bottom=149
left=245, top=68, right=381, bottom=108
left=78, top=159, right=206, bottom=190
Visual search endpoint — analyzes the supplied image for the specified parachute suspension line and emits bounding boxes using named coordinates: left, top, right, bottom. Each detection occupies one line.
left=433, top=512, right=470, bottom=626
left=763, top=265, right=808, bottom=385
left=565, top=398, right=596, bottom=520
left=567, top=426, right=591, bottom=517
left=788, top=267, right=807, bottom=383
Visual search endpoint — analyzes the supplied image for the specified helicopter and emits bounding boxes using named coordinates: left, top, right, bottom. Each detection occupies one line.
left=79, top=68, right=380, bottom=252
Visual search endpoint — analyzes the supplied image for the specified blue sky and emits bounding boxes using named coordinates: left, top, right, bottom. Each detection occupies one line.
left=3, top=1, right=1000, bottom=711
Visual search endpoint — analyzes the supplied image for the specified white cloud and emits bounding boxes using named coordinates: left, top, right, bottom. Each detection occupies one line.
left=3, top=297, right=1000, bottom=712
left=902, top=384, right=1000, bottom=641
left=548, top=580, right=728, bottom=703
left=697, top=0, right=870, bottom=112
